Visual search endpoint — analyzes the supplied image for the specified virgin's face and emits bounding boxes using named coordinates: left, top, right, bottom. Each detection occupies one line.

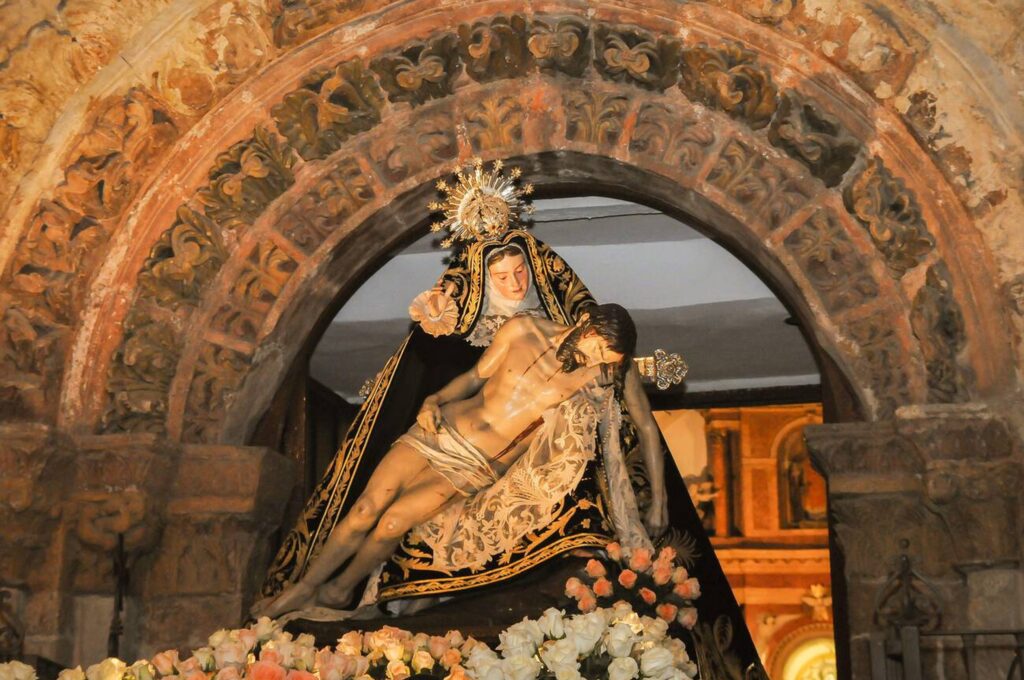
left=488, top=253, right=530, bottom=301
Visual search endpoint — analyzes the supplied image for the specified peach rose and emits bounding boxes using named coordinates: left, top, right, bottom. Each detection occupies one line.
left=250, top=661, right=286, bottom=680
left=578, top=592, right=597, bottom=612
left=658, top=546, right=677, bottom=562
left=617, top=569, right=638, bottom=589
left=639, top=587, right=657, bottom=605
left=152, top=651, right=179, bottom=676
left=671, top=567, right=689, bottom=584
left=652, top=563, right=673, bottom=586
left=674, top=578, right=701, bottom=599
left=215, top=668, right=240, bottom=680
left=593, top=577, right=613, bottom=598
left=677, top=607, right=698, bottom=629
left=444, top=665, right=467, bottom=680
left=656, top=603, right=679, bottom=622
left=259, top=649, right=283, bottom=665
left=584, top=559, right=607, bottom=578
left=628, top=548, right=653, bottom=573
left=183, top=672, right=207, bottom=680
left=445, top=630, right=465, bottom=649
left=176, top=657, right=201, bottom=675
left=605, top=542, right=623, bottom=561
left=285, top=670, right=316, bottom=680
left=440, top=648, right=462, bottom=670
left=337, top=631, right=363, bottom=656
left=385, top=660, right=410, bottom=680
left=428, top=636, right=450, bottom=660
left=564, top=576, right=584, bottom=598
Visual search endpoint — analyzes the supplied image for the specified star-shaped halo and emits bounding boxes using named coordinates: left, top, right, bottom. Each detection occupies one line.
left=428, top=158, right=534, bottom=248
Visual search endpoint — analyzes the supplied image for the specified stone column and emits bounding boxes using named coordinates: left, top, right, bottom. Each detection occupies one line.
left=705, top=424, right=734, bottom=537
left=806, top=406, right=1022, bottom=679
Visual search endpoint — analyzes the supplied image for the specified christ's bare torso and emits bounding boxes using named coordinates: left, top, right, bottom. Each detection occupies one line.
left=439, top=316, right=602, bottom=468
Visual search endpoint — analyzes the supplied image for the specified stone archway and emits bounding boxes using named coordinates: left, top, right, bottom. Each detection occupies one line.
left=1, top=1, right=1021, bottom=675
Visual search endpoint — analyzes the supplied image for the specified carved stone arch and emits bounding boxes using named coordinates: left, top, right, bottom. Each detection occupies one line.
left=48, top=2, right=1014, bottom=445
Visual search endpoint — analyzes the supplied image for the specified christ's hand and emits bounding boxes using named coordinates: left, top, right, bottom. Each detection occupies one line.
left=417, top=396, right=442, bottom=433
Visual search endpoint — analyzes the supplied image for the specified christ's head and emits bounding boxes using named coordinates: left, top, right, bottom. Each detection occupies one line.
left=558, top=303, right=637, bottom=371
left=486, top=245, right=530, bottom=301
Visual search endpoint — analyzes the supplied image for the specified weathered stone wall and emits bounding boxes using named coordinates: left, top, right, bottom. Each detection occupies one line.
left=0, top=0, right=1021, bottom=675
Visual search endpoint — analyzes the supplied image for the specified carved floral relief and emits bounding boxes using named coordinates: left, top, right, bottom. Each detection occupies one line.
left=679, top=43, right=778, bottom=130
left=594, top=25, right=681, bottom=91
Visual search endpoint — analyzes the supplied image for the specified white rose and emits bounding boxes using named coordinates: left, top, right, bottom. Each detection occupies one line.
left=552, top=668, right=581, bottom=680
left=295, top=645, right=317, bottom=672
left=85, top=658, right=126, bottom=680
left=253, top=617, right=277, bottom=642
left=498, top=623, right=540, bottom=659
left=411, top=650, right=435, bottom=673
left=538, top=638, right=578, bottom=676
left=129, top=661, right=154, bottom=680
left=536, top=608, right=565, bottom=639
left=58, top=667, right=85, bottom=680
left=500, top=654, right=541, bottom=680
left=608, top=657, right=639, bottom=680
left=214, top=641, right=247, bottom=668
left=603, top=623, right=637, bottom=658
left=639, top=617, right=668, bottom=643
left=1, top=662, right=37, bottom=680
left=640, top=648, right=674, bottom=678
left=208, top=629, right=232, bottom=648
left=563, top=613, right=605, bottom=656
left=296, top=634, right=316, bottom=648
left=651, top=667, right=685, bottom=680
left=192, top=647, right=215, bottom=672
left=465, top=646, right=502, bottom=680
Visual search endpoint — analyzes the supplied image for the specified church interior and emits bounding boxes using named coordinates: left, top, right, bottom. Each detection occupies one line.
left=1, top=1, right=1022, bottom=679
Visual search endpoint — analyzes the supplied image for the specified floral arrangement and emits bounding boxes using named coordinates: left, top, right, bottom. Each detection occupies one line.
left=0, top=545, right=703, bottom=680
left=564, top=543, right=700, bottom=631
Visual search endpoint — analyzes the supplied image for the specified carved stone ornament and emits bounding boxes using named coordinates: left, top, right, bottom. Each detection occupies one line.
left=873, top=545, right=942, bottom=632
left=629, top=101, right=716, bottom=175
left=458, top=15, right=532, bottom=83
left=768, top=92, right=861, bottom=188
left=910, top=262, right=968, bottom=402
left=843, top=156, right=934, bottom=278
left=271, top=61, right=384, bottom=161
left=371, top=34, right=461, bottom=107
left=680, top=43, right=778, bottom=129
left=279, top=158, right=376, bottom=252
left=184, top=343, right=252, bottom=443
left=593, top=24, right=681, bottom=91
left=783, top=208, right=879, bottom=313
left=845, top=313, right=913, bottom=416
left=137, top=206, right=227, bottom=311
left=528, top=17, right=591, bottom=77
left=563, top=90, right=630, bottom=146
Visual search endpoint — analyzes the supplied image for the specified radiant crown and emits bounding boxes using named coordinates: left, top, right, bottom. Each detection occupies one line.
left=428, top=158, right=534, bottom=248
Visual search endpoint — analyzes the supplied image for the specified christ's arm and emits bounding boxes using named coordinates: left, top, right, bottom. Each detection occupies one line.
left=623, top=363, right=669, bottom=537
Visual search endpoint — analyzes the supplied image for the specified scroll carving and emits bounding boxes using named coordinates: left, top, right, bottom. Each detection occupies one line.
left=137, top=206, right=227, bottom=311
left=270, top=0, right=365, bottom=48
left=465, top=95, right=524, bottom=152
left=103, top=310, right=182, bottom=434
left=630, top=101, right=716, bottom=175
left=528, top=17, right=590, bottom=77
left=593, top=25, right=680, bottom=91
left=680, top=43, right=778, bottom=130
left=768, top=93, right=860, bottom=188
left=279, top=159, right=376, bottom=252
left=910, top=263, right=968, bottom=402
left=371, top=35, right=461, bottom=107
left=846, top=314, right=912, bottom=416
left=458, top=15, right=532, bottom=82
left=368, top=109, right=458, bottom=185
left=271, top=61, right=384, bottom=161
left=197, top=127, right=297, bottom=231
left=563, top=90, right=630, bottom=146
left=184, top=343, right=251, bottom=443
left=784, top=209, right=879, bottom=313
left=843, top=157, right=934, bottom=278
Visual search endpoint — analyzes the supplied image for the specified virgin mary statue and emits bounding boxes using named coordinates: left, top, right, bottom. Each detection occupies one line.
left=259, top=163, right=765, bottom=678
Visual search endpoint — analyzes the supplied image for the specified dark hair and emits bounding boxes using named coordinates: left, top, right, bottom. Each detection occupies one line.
left=587, top=303, right=637, bottom=358
left=486, top=244, right=524, bottom=267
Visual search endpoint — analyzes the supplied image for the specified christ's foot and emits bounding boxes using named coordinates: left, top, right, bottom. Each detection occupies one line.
left=316, top=580, right=353, bottom=610
left=255, top=581, right=316, bottom=619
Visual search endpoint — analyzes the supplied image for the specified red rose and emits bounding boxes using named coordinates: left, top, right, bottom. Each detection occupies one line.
left=617, top=569, right=638, bottom=589
left=639, top=587, right=657, bottom=605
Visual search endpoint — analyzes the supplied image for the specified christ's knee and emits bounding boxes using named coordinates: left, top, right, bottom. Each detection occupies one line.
left=371, top=509, right=414, bottom=542
left=340, top=496, right=385, bottom=536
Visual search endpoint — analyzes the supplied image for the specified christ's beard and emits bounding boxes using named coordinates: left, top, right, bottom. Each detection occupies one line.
left=556, top=325, right=587, bottom=372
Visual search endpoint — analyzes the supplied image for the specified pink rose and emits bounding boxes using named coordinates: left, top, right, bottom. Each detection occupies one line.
left=671, top=567, right=689, bottom=584
left=428, top=636, right=450, bottom=660
left=658, top=546, right=677, bottom=563
left=440, top=648, right=462, bottom=670
left=652, top=563, right=673, bottom=586
left=674, top=578, right=701, bottom=600
left=584, top=559, right=607, bottom=578
left=677, top=607, right=698, bottom=629
left=250, top=661, right=286, bottom=680
left=593, top=577, right=613, bottom=598
left=152, top=650, right=179, bottom=676
left=605, top=542, right=623, bottom=561
left=564, top=576, right=584, bottom=598
left=629, top=548, right=653, bottom=573
left=617, top=569, right=638, bottom=589
left=176, top=657, right=201, bottom=675
left=656, top=603, right=679, bottom=622
left=639, top=587, right=657, bottom=605
left=578, top=592, right=597, bottom=612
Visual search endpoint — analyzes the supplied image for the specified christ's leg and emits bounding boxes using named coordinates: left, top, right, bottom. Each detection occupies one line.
left=255, top=441, right=430, bottom=618
left=316, top=468, right=457, bottom=608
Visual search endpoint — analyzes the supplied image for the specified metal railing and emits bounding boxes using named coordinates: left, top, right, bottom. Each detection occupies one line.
left=870, top=627, right=1024, bottom=680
